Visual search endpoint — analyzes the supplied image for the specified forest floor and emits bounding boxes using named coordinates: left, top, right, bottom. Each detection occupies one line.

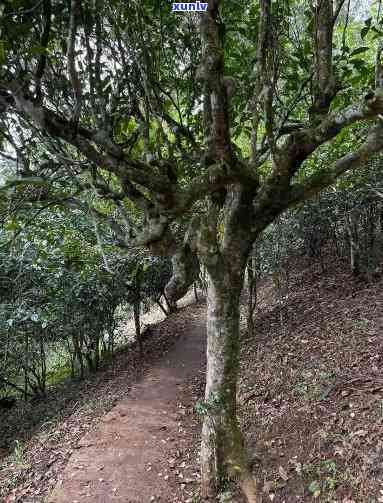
left=0, top=298, right=206, bottom=503
left=239, top=256, right=383, bottom=502
left=1, top=255, right=383, bottom=502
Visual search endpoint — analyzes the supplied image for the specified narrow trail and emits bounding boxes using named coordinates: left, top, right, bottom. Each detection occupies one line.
left=49, top=303, right=206, bottom=503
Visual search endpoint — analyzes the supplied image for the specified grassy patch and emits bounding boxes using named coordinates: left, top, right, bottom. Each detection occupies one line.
left=46, top=365, right=72, bottom=386
left=7, top=440, right=30, bottom=470
left=298, top=458, right=356, bottom=499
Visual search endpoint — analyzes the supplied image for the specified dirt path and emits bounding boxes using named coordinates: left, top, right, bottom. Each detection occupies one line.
left=48, top=303, right=206, bottom=503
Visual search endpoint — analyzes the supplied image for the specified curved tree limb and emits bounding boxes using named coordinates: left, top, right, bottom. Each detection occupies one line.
left=165, top=217, right=200, bottom=304
left=289, top=124, right=383, bottom=205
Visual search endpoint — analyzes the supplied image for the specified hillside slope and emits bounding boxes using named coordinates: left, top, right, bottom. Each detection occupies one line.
left=2, top=256, right=383, bottom=502
left=239, top=256, right=383, bottom=502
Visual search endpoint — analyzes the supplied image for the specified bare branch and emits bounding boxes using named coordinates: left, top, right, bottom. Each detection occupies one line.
left=0, top=151, right=17, bottom=162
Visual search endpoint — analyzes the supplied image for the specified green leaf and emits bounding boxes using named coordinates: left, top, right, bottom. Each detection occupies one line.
left=372, top=26, right=383, bottom=39
left=349, top=58, right=366, bottom=69
left=361, top=26, right=370, bottom=39
left=4, top=221, right=21, bottom=232
left=0, top=177, right=49, bottom=191
left=303, top=40, right=311, bottom=55
left=308, top=480, right=321, bottom=497
left=0, top=40, right=5, bottom=65
left=28, top=44, right=47, bottom=56
left=350, top=46, right=370, bottom=57
left=306, top=18, right=314, bottom=34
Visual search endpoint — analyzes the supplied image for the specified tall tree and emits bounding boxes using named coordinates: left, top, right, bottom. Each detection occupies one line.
left=1, top=0, right=383, bottom=500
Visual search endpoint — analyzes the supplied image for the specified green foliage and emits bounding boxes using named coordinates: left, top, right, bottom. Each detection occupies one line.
left=303, top=459, right=339, bottom=498
left=195, top=392, right=226, bottom=416
left=0, top=203, right=172, bottom=397
left=1, top=1, right=383, bottom=499
left=10, top=440, right=29, bottom=469
left=218, top=491, right=234, bottom=503
left=253, top=155, right=383, bottom=281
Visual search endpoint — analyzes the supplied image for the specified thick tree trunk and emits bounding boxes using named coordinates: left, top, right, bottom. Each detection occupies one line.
left=201, top=271, right=257, bottom=502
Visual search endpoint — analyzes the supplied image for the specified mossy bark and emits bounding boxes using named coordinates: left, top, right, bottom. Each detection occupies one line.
left=200, top=265, right=257, bottom=502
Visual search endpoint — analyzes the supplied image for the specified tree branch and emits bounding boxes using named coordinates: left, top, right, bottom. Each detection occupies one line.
left=176, top=159, right=259, bottom=213
left=289, top=124, right=383, bottom=205
left=35, top=0, right=52, bottom=103
left=251, top=0, right=272, bottom=163
left=67, top=0, right=82, bottom=125
left=1, top=85, right=171, bottom=193
left=333, top=0, right=347, bottom=24
left=252, top=88, right=383, bottom=232
left=312, top=0, right=335, bottom=116
left=271, top=88, right=383, bottom=183
left=165, top=217, right=200, bottom=303
left=198, top=0, right=232, bottom=162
